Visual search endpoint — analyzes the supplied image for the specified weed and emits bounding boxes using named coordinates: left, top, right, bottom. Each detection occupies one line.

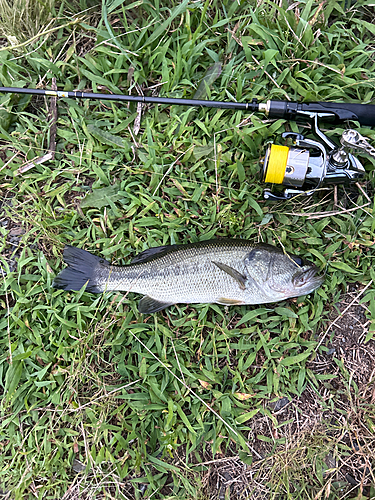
left=0, top=0, right=374, bottom=498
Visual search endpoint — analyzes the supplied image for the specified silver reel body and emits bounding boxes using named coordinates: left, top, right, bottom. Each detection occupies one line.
left=261, top=115, right=368, bottom=200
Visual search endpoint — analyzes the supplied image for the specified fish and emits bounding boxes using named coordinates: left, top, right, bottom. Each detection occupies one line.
left=52, top=239, right=324, bottom=314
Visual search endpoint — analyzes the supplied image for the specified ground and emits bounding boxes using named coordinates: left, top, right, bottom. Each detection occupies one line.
left=1, top=0, right=375, bottom=498
left=201, top=291, right=375, bottom=500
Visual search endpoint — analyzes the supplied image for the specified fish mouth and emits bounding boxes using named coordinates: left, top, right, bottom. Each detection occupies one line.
left=307, top=274, right=325, bottom=291
left=292, top=265, right=325, bottom=292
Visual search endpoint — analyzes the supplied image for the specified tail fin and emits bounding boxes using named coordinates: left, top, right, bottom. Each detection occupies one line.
left=52, top=245, right=109, bottom=293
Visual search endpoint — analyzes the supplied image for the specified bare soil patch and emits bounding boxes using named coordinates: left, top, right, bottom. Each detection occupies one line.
left=199, top=287, right=375, bottom=499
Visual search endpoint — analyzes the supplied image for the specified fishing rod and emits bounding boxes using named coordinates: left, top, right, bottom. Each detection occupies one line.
left=1, top=86, right=374, bottom=200
left=2, top=86, right=375, bottom=124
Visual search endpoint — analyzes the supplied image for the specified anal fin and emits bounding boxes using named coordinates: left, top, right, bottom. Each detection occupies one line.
left=138, top=296, right=174, bottom=314
left=216, top=297, right=245, bottom=306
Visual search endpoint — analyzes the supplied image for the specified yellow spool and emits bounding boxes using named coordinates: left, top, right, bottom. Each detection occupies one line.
left=264, top=144, right=289, bottom=184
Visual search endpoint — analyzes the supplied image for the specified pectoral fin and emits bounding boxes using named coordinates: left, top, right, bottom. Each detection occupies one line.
left=138, top=296, right=174, bottom=314
left=216, top=298, right=245, bottom=305
left=212, top=261, right=247, bottom=290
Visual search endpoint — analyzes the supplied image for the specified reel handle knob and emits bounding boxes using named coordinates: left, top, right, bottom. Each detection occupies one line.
left=340, top=129, right=375, bottom=157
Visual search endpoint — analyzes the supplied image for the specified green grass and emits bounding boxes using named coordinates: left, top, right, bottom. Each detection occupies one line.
left=0, top=0, right=375, bottom=498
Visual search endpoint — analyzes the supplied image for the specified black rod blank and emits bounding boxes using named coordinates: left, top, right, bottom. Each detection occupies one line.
left=0, top=86, right=254, bottom=111
left=1, top=86, right=375, bottom=126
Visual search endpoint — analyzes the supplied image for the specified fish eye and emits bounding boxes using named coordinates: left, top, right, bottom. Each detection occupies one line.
left=290, top=255, right=304, bottom=267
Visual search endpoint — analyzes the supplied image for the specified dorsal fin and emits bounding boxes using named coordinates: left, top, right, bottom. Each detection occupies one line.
left=131, top=239, right=258, bottom=264
left=131, top=244, right=177, bottom=264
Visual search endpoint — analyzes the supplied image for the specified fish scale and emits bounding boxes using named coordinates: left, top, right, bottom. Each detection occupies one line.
left=52, top=239, right=324, bottom=314
left=102, top=242, right=253, bottom=300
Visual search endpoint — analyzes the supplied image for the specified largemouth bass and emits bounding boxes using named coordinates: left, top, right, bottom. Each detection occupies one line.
left=52, top=239, right=324, bottom=314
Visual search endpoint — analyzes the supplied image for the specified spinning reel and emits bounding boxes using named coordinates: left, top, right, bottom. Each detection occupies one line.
left=1, top=87, right=374, bottom=203
left=260, top=114, right=372, bottom=200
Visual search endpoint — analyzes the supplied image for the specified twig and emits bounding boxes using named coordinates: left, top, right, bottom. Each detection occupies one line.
left=47, top=77, right=58, bottom=159
left=144, top=81, right=168, bottom=91
left=171, top=339, right=186, bottom=386
left=80, top=421, right=91, bottom=468
left=127, top=125, right=139, bottom=149
left=0, top=264, right=12, bottom=365
left=17, top=152, right=53, bottom=175
left=213, top=132, right=220, bottom=212
left=317, top=280, right=373, bottom=349
left=44, top=379, right=141, bottom=412
left=17, top=78, right=58, bottom=175
left=0, top=152, right=19, bottom=173
left=0, top=266, right=13, bottom=365
left=356, top=182, right=372, bottom=203
left=152, top=145, right=194, bottom=196
left=274, top=197, right=331, bottom=216
left=280, top=58, right=343, bottom=74
left=133, top=101, right=142, bottom=135
left=286, top=202, right=371, bottom=219
left=130, top=330, right=263, bottom=460
left=0, top=19, right=81, bottom=52
left=15, top=78, right=58, bottom=174
left=251, top=55, right=289, bottom=97
left=190, top=457, right=242, bottom=466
